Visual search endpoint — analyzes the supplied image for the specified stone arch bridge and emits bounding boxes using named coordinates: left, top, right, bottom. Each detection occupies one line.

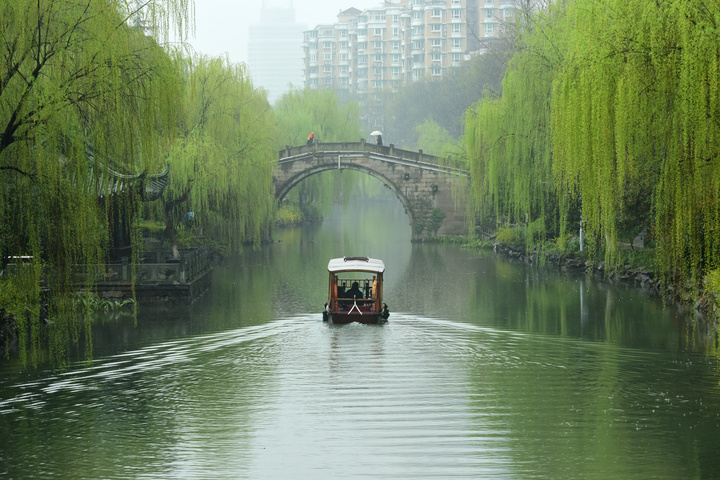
left=274, top=141, right=469, bottom=241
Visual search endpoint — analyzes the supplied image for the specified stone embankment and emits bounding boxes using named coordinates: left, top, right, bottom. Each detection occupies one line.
left=493, top=243, right=661, bottom=293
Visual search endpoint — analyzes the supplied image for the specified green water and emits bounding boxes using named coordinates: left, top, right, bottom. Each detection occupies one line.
left=1, top=194, right=719, bottom=479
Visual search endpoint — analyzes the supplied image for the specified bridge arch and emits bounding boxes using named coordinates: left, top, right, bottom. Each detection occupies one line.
left=275, top=162, right=416, bottom=225
left=274, top=142, right=469, bottom=240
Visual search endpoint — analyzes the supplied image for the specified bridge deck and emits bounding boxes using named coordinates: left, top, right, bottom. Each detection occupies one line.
left=278, top=142, right=468, bottom=176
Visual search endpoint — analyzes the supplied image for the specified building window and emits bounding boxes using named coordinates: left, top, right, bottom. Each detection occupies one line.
left=392, top=14, right=399, bottom=24
left=340, top=41, right=348, bottom=49
left=485, top=9, right=494, bottom=19
left=373, top=80, right=382, bottom=88
left=431, top=67, right=441, bottom=76
left=324, top=53, right=331, bottom=61
left=392, top=54, right=401, bottom=64
left=392, top=41, right=400, bottom=51
left=340, top=53, right=348, bottom=62
left=431, top=38, right=441, bottom=47
left=452, top=38, right=462, bottom=49
left=431, top=24, right=441, bottom=33
left=392, top=67, right=401, bottom=77
left=323, top=41, right=332, bottom=48
left=431, top=53, right=441, bottom=61
left=452, top=53, right=462, bottom=64
left=393, top=27, right=400, bottom=38
left=310, top=54, right=317, bottom=62
left=374, top=41, right=382, bottom=49
left=413, top=11, right=422, bottom=21
left=452, top=9, right=462, bottom=20
left=504, top=8, right=514, bottom=19
left=485, top=23, right=494, bottom=35
left=373, top=67, right=383, bottom=75
left=485, top=0, right=494, bottom=5
left=323, top=64, right=331, bottom=72
left=452, top=24, right=461, bottom=35
left=340, top=29, right=347, bottom=37
left=432, top=8, right=441, bottom=17
left=374, top=54, right=383, bottom=62
left=374, top=28, right=383, bottom=36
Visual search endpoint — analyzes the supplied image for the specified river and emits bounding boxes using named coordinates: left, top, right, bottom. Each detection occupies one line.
left=1, top=191, right=719, bottom=479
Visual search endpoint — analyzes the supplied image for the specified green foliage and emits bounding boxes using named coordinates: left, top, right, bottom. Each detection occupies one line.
left=706, top=269, right=720, bottom=322
left=427, top=208, right=446, bottom=236
left=465, top=0, right=720, bottom=303
left=72, top=293, right=134, bottom=313
left=159, top=55, right=276, bottom=253
left=415, top=119, right=455, bottom=157
left=276, top=203, right=304, bottom=227
left=0, top=0, right=192, bottom=364
left=495, top=226, right=525, bottom=247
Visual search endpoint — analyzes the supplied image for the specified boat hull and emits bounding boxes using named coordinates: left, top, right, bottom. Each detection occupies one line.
left=327, top=312, right=386, bottom=325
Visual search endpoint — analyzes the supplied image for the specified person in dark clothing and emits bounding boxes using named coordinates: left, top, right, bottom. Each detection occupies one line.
left=377, top=135, right=383, bottom=146
left=307, top=131, right=315, bottom=145
left=346, top=281, right=364, bottom=299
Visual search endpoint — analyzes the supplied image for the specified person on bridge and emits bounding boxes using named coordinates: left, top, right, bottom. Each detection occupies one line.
left=377, top=134, right=383, bottom=146
left=307, top=131, right=315, bottom=145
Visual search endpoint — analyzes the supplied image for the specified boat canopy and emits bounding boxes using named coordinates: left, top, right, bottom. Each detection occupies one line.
left=328, top=256, right=385, bottom=274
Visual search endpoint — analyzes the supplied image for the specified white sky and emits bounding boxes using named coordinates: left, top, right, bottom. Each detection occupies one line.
left=186, top=0, right=383, bottom=65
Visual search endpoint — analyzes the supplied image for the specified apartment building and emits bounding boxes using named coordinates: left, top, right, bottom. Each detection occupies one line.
left=302, top=0, right=518, bottom=101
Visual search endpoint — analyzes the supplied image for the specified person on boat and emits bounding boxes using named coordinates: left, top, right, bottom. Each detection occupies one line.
left=346, top=281, right=364, bottom=300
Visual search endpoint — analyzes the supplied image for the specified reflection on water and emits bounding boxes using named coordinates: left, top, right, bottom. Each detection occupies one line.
left=2, top=315, right=719, bottom=479
left=1, top=192, right=720, bottom=478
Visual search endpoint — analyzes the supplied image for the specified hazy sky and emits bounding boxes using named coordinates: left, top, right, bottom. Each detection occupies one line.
left=187, top=0, right=383, bottom=65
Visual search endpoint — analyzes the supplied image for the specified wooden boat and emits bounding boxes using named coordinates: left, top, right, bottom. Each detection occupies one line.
left=323, top=256, right=389, bottom=324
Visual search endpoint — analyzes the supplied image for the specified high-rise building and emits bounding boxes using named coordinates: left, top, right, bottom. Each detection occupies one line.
left=302, top=0, right=518, bottom=105
left=248, top=1, right=307, bottom=104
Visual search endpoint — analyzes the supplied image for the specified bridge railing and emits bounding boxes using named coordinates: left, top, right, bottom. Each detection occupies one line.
left=279, top=141, right=440, bottom=166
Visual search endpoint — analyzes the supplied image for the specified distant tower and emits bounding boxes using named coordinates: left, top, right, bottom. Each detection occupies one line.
left=248, top=0, right=307, bottom=103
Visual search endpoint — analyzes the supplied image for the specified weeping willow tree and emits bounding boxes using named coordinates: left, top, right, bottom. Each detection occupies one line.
left=466, top=2, right=567, bottom=245
left=0, top=0, right=193, bottom=364
left=159, top=55, right=276, bottom=255
left=467, top=0, right=720, bottom=305
left=551, top=0, right=720, bottom=294
left=273, top=88, right=362, bottom=219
